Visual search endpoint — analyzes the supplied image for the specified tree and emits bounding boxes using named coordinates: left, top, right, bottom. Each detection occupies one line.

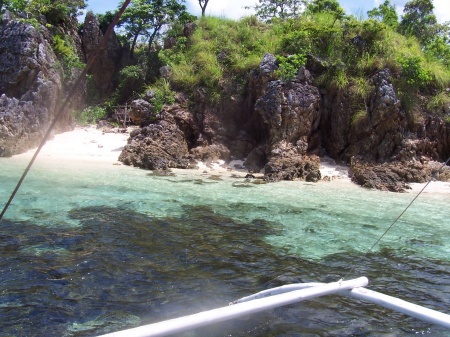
left=306, top=0, right=345, bottom=25
left=399, top=0, right=437, bottom=45
left=1, top=0, right=86, bottom=24
left=306, top=0, right=344, bottom=15
left=252, top=0, right=306, bottom=21
left=367, top=0, right=398, bottom=29
left=118, top=0, right=187, bottom=58
left=424, top=22, right=450, bottom=66
left=198, top=0, right=209, bottom=17
left=1, top=0, right=27, bottom=14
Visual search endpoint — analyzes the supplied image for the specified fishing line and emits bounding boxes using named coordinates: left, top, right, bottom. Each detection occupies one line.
left=342, top=156, right=450, bottom=281
left=0, top=0, right=131, bottom=222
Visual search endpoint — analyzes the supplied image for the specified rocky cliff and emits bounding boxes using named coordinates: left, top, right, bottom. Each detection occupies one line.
left=0, top=10, right=129, bottom=156
left=81, top=12, right=129, bottom=99
left=0, top=11, right=65, bottom=156
left=119, top=52, right=450, bottom=191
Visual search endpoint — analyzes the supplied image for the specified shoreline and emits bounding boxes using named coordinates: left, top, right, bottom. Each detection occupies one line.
left=9, top=126, right=450, bottom=194
left=13, top=125, right=130, bottom=165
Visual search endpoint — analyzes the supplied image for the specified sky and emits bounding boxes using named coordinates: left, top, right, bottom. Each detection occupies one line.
left=81, top=0, right=450, bottom=24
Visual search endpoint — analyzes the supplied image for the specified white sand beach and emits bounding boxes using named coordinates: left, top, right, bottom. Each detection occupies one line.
left=11, top=126, right=449, bottom=194
left=15, top=125, right=130, bottom=165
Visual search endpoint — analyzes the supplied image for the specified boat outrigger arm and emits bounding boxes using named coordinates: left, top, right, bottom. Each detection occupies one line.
left=98, top=277, right=450, bottom=337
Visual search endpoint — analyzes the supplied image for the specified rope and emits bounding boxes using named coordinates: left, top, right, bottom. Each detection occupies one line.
left=0, top=0, right=131, bottom=222
left=342, top=156, right=450, bottom=280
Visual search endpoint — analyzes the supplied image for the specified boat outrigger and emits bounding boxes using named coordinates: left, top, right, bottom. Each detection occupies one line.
left=1, top=1, right=449, bottom=336
left=97, top=276, right=450, bottom=337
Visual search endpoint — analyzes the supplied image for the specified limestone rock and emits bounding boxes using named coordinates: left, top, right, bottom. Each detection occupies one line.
left=190, top=144, right=231, bottom=162
left=265, top=154, right=321, bottom=182
left=119, top=104, right=198, bottom=170
left=250, top=60, right=322, bottom=181
left=129, top=99, right=155, bottom=126
left=183, top=22, right=197, bottom=37
left=0, top=19, right=66, bottom=156
left=82, top=12, right=128, bottom=97
left=349, top=157, right=450, bottom=192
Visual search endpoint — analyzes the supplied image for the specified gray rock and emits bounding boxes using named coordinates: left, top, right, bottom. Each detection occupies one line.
left=119, top=104, right=198, bottom=170
left=260, top=53, right=278, bottom=76
left=160, top=65, right=172, bottom=79
left=82, top=12, right=128, bottom=98
left=0, top=19, right=68, bottom=156
left=129, top=99, right=155, bottom=126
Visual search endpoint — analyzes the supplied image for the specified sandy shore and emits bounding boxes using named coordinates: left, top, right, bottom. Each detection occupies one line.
left=15, top=125, right=130, bottom=164
left=12, top=126, right=449, bottom=194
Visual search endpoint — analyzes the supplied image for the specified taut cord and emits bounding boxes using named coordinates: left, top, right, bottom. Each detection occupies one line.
left=342, top=156, right=450, bottom=281
left=0, top=0, right=131, bottom=222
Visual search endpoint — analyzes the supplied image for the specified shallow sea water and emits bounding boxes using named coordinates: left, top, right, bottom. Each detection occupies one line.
left=1, top=156, right=450, bottom=336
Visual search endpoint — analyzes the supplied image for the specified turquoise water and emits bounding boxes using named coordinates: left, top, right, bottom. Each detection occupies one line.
left=1, top=156, right=450, bottom=336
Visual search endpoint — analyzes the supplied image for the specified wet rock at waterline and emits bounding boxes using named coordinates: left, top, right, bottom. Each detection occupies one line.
left=119, top=103, right=198, bottom=170
left=350, top=157, right=450, bottom=192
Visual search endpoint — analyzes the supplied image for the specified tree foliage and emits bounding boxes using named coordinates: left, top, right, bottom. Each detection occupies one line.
left=367, top=0, right=398, bottom=29
left=398, top=0, right=437, bottom=45
left=306, top=0, right=345, bottom=19
left=1, top=0, right=86, bottom=25
left=118, top=0, right=187, bottom=58
left=252, top=0, right=306, bottom=21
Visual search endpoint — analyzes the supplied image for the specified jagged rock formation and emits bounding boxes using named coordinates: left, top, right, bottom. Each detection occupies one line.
left=321, top=69, right=406, bottom=162
left=119, top=100, right=198, bottom=170
left=0, top=13, right=65, bottom=156
left=120, top=52, right=450, bottom=190
left=350, top=157, right=450, bottom=192
left=81, top=12, right=129, bottom=98
left=120, top=54, right=323, bottom=181
left=250, top=59, right=322, bottom=181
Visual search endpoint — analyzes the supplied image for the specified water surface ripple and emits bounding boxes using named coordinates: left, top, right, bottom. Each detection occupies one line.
left=0, top=157, right=449, bottom=336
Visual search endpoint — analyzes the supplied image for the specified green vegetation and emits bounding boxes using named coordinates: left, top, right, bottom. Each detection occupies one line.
left=52, top=34, right=84, bottom=80
left=1, top=0, right=86, bottom=25
left=145, top=79, right=175, bottom=113
left=3, top=0, right=450, bottom=127
left=159, top=16, right=279, bottom=98
left=117, top=0, right=189, bottom=58
left=73, top=106, right=107, bottom=125
left=427, top=91, right=450, bottom=114
left=151, top=0, right=450, bottom=114
left=276, top=54, right=307, bottom=81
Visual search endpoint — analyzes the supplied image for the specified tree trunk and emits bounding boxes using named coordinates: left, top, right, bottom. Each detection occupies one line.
left=130, top=33, right=139, bottom=59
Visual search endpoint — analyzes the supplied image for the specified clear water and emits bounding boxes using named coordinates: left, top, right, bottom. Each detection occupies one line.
left=1, top=156, right=450, bottom=336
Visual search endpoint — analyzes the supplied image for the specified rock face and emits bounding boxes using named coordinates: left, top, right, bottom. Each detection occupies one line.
left=119, top=52, right=450, bottom=189
left=251, top=62, right=322, bottom=181
left=321, top=69, right=405, bottom=162
left=81, top=12, right=128, bottom=98
left=119, top=103, right=198, bottom=170
left=350, top=157, right=450, bottom=192
left=0, top=15, right=65, bottom=156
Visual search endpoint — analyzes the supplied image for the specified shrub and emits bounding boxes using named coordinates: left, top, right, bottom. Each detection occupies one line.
left=52, top=34, right=84, bottom=81
left=426, top=91, right=450, bottom=113
left=350, top=110, right=368, bottom=125
left=73, top=106, right=107, bottom=125
left=114, top=65, right=146, bottom=104
left=397, top=55, right=432, bottom=88
left=145, top=79, right=175, bottom=113
left=275, top=54, right=307, bottom=81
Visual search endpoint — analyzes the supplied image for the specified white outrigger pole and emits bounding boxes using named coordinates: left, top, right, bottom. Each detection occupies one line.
left=97, top=277, right=450, bottom=337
